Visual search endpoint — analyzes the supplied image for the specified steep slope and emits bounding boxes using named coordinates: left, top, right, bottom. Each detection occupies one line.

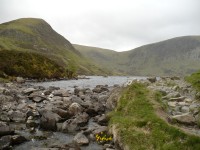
left=0, top=18, right=109, bottom=76
left=126, top=36, right=200, bottom=76
left=76, top=36, right=200, bottom=76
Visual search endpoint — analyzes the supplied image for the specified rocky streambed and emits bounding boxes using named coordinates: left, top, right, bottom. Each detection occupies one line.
left=0, top=82, right=120, bottom=150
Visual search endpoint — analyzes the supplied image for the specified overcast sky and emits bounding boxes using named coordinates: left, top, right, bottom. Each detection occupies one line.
left=1, top=0, right=200, bottom=51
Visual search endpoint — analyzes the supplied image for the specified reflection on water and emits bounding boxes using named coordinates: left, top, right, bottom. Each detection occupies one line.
left=31, top=76, right=146, bottom=91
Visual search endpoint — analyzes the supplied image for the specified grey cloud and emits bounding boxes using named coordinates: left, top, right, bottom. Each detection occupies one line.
left=0, top=0, right=200, bottom=51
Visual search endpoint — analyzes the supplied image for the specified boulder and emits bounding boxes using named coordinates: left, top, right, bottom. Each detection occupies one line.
left=74, top=87, right=87, bottom=96
left=0, top=114, right=10, bottom=122
left=0, top=121, right=14, bottom=136
left=184, top=98, right=193, bottom=103
left=32, top=96, right=46, bottom=103
left=181, top=106, right=190, bottom=113
left=93, top=85, right=109, bottom=93
left=169, top=96, right=185, bottom=102
left=74, top=112, right=89, bottom=127
left=61, top=119, right=79, bottom=133
left=52, top=108, right=71, bottom=119
left=189, top=104, right=199, bottom=112
left=28, top=92, right=47, bottom=103
left=0, top=95, right=14, bottom=103
left=162, top=92, right=181, bottom=99
left=51, top=96, right=63, bottom=101
left=74, top=132, right=89, bottom=145
left=22, top=88, right=37, bottom=95
left=177, top=102, right=187, bottom=106
left=0, top=135, right=11, bottom=149
left=106, top=87, right=122, bottom=110
left=171, top=113, right=196, bottom=125
left=97, top=114, right=109, bottom=126
left=26, top=116, right=39, bottom=128
left=39, top=110, right=61, bottom=131
left=53, top=89, right=70, bottom=97
left=9, top=111, right=26, bottom=123
left=86, top=102, right=105, bottom=117
left=98, top=95, right=109, bottom=104
left=68, top=103, right=83, bottom=116
left=48, top=86, right=60, bottom=91
left=71, top=95, right=84, bottom=104
left=16, top=77, right=25, bottom=83
left=61, top=113, right=89, bottom=133
left=11, top=135, right=27, bottom=145
left=147, top=77, right=157, bottom=83
left=93, top=126, right=108, bottom=134
left=63, top=97, right=72, bottom=107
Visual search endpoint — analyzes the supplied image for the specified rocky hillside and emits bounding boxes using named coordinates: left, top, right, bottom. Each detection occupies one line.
left=109, top=78, right=200, bottom=149
left=0, top=18, right=109, bottom=77
left=76, top=36, right=200, bottom=76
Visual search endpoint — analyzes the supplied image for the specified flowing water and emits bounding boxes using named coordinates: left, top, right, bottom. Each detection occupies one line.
left=31, top=76, right=146, bottom=91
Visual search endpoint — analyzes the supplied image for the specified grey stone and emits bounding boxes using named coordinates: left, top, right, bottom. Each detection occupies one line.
left=53, top=89, right=70, bottom=97
left=62, top=119, right=79, bottom=133
left=93, top=126, right=108, bottom=135
left=98, top=114, right=108, bottom=126
left=0, top=135, right=11, bottom=149
left=168, top=102, right=177, bottom=107
left=9, top=111, right=26, bottom=123
left=169, top=96, right=185, bottom=102
left=74, top=132, right=89, bottom=145
left=189, top=104, right=198, bottom=112
left=177, top=102, right=187, bottom=106
left=93, top=85, right=109, bottom=93
left=39, top=110, right=61, bottom=131
left=181, top=106, right=190, bottom=113
left=16, top=77, right=25, bottom=83
left=68, top=103, right=83, bottom=116
left=23, top=88, right=37, bottom=95
left=51, top=96, right=63, bottom=101
left=171, top=113, right=196, bottom=125
left=147, top=77, right=157, bottom=83
left=11, top=135, right=27, bottom=145
left=52, top=108, right=71, bottom=119
left=163, top=92, right=181, bottom=99
left=0, top=121, right=14, bottom=136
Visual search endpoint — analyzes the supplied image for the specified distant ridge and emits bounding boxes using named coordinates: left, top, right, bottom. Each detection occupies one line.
left=75, top=36, right=200, bottom=76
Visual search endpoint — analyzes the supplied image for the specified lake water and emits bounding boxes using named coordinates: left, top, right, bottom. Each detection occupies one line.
left=31, top=76, right=146, bottom=91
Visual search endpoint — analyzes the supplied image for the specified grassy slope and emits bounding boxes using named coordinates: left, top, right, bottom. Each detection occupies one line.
left=109, top=83, right=200, bottom=149
left=75, top=36, right=200, bottom=76
left=0, top=50, right=65, bottom=79
left=74, top=44, right=129, bottom=75
left=185, top=70, right=200, bottom=91
left=0, top=18, right=109, bottom=76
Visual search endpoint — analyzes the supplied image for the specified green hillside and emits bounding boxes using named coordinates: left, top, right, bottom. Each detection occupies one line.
left=0, top=18, right=110, bottom=78
left=0, top=50, right=66, bottom=79
left=74, top=44, right=129, bottom=75
left=76, top=36, right=200, bottom=76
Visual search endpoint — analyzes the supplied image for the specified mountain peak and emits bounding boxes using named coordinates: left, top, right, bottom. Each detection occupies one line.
left=3, top=18, right=47, bottom=26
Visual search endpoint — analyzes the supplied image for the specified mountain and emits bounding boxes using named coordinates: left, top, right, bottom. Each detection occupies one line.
left=76, top=36, right=200, bottom=76
left=0, top=18, right=109, bottom=78
left=73, top=44, right=128, bottom=75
